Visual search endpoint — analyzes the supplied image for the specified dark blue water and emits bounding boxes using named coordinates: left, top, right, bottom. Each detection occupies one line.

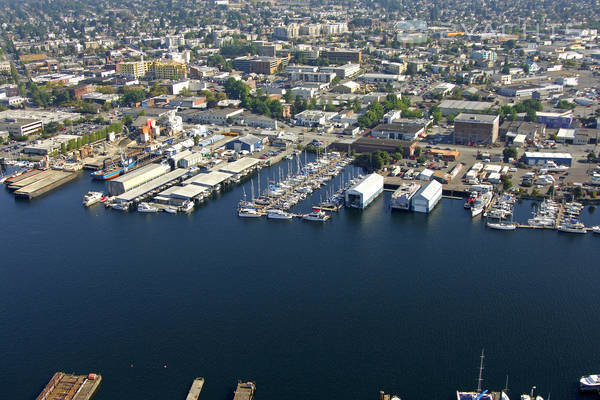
left=2, top=160, right=600, bottom=400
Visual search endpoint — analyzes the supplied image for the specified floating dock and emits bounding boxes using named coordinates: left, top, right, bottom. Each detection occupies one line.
left=185, top=377, right=205, bottom=400
left=233, top=381, right=255, bottom=400
left=10, top=169, right=77, bottom=199
left=36, top=372, right=101, bottom=400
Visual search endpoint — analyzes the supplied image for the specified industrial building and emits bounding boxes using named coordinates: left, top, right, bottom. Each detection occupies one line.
left=438, top=100, right=493, bottom=116
left=183, top=170, right=234, bottom=190
left=536, top=111, right=573, bottom=129
left=453, top=113, right=500, bottom=145
left=108, top=163, right=171, bottom=196
left=345, top=173, right=384, bottom=209
left=523, top=152, right=573, bottom=167
left=390, top=182, right=421, bottom=211
left=114, top=168, right=189, bottom=203
left=370, top=123, right=425, bottom=140
left=411, top=180, right=443, bottom=213
left=225, top=135, right=263, bottom=153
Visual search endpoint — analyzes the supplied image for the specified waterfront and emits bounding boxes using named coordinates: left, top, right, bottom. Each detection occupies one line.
left=2, top=160, right=600, bottom=400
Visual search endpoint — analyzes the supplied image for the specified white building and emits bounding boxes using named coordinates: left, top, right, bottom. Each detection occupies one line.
left=411, top=180, right=442, bottom=213
left=345, top=173, right=384, bottom=209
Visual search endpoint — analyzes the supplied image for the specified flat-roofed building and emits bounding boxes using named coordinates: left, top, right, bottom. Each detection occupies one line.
left=438, top=99, right=493, bottom=116
left=454, top=113, right=499, bottom=145
left=371, top=123, right=425, bottom=140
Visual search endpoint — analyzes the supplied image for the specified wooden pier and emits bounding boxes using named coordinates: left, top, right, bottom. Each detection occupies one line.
left=10, top=169, right=77, bottom=199
left=36, top=372, right=101, bottom=400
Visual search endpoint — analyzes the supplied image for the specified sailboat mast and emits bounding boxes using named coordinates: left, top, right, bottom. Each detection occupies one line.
left=477, top=349, right=485, bottom=393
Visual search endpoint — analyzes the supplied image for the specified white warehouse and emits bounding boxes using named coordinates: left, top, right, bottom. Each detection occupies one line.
left=411, top=180, right=443, bottom=213
left=345, top=173, right=384, bottom=209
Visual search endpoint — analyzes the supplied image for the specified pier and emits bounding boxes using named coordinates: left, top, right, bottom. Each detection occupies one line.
left=36, top=372, right=101, bottom=400
left=185, top=377, right=205, bottom=400
left=233, top=381, right=255, bottom=400
left=8, top=169, right=77, bottom=199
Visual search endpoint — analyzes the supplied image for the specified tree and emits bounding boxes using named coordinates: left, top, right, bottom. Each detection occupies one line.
left=501, top=175, right=513, bottom=190
left=224, top=78, right=250, bottom=100
left=503, top=147, right=518, bottom=162
left=588, top=152, right=597, bottom=162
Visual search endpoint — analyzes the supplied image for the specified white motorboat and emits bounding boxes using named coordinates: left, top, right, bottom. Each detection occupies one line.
left=580, top=374, right=600, bottom=391
left=267, top=209, right=293, bottom=220
left=558, top=222, right=587, bottom=234
left=164, top=207, right=178, bottom=214
left=302, top=210, right=330, bottom=222
left=471, top=191, right=492, bottom=217
left=137, top=202, right=159, bottom=213
left=239, top=208, right=262, bottom=218
left=592, top=226, right=600, bottom=234
left=487, top=221, right=517, bottom=231
left=112, top=202, right=129, bottom=211
left=83, top=191, right=103, bottom=207
left=181, top=200, right=194, bottom=213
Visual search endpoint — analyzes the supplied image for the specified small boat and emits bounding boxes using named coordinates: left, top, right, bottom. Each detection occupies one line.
left=285, top=154, right=294, bottom=160
left=302, top=210, right=330, bottom=222
left=181, top=200, right=194, bottom=213
left=591, top=226, right=600, bottom=234
left=239, top=208, right=262, bottom=218
left=83, top=191, right=104, bottom=207
left=112, top=202, right=129, bottom=211
left=267, top=209, right=293, bottom=220
left=164, top=207, right=178, bottom=214
left=137, top=202, right=159, bottom=213
left=100, top=196, right=108, bottom=203
left=471, top=191, right=492, bottom=218
left=580, top=374, right=600, bottom=391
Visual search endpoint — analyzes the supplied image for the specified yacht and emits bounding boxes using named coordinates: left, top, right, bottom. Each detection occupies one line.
left=83, top=191, right=104, bottom=207
left=181, top=200, right=194, bottom=213
left=487, top=221, right=517, bottom=231
left=164, top=207, right=178, bottom=214
left=302, top=210, right=330, bottom=222
left=580, top=374, right=600, bottom=391
left=558, top=221, right=587, bottom=234
left=137, top=202, right=159, bottom=213
left=471, top=191, right=493, bottom=217
left=267, top=209, right=293, bottom=220
left=239, top=208, right=262, bottom=218
left=592, top=226, right=600, bottom=234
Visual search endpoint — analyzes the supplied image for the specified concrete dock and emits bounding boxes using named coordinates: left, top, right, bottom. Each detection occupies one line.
left=12, top=169, right=77, bottom=199
left=185, top=377, right=205, bottom=400
left=36, top=372, right=101, bottom=400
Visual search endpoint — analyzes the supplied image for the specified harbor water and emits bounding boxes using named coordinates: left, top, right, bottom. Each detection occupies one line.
left=2, top=157, right=600, bottom=400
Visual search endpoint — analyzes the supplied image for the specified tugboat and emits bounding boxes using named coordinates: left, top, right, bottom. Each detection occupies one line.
left=90, top=154, right=137, bottom=181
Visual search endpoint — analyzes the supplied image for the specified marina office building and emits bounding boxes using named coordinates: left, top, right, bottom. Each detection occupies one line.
left=345, top=173, right=384, bottom=209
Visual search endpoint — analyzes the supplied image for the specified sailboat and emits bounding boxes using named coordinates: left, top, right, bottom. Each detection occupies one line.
left=457, top=350, right=510, bottom=400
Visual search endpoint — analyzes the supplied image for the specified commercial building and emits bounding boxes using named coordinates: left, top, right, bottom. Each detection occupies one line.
left=151, top=60, right=187, bottom=80
left=191, top=108, right=244, bottom=125
left=411, top=180, right=443, bottom=213
left=273, top=24, right=300, bottom=40
left=350, top=137, right=418, bottom=158
left=453, top=113, right=499, bottom=145
left=0, top=117, right=42, bottom=137
left=320, top=49, right=362, bottom=64
left=319, top=63, right=361, bottom=79
left=233, top=56, right=281, bottom=75
left=289, top=71, right=336, bottom=83
left=114, top=168, right=189, bottom=203
left=107, top=163, right=171, bottom=196
left=345, top=173, right=384, bottom=209
left=116, top=61, right=148, bottom=79
left=358, top=73, right=404, bottom=83
left=22, top=134, right=79, bottom=155
left=294, top=110, right=337, bottom=126
left=438, top=100, right=493, bottom=116
left=499, top=84, right=563, bottom=98
left=523, top=152, right=573, bottom=167
left=370, top=123, right=425, bottom=140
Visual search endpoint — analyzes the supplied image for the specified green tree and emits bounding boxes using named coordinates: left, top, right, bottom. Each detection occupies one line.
left=503, top=147, right=518, bottom=162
